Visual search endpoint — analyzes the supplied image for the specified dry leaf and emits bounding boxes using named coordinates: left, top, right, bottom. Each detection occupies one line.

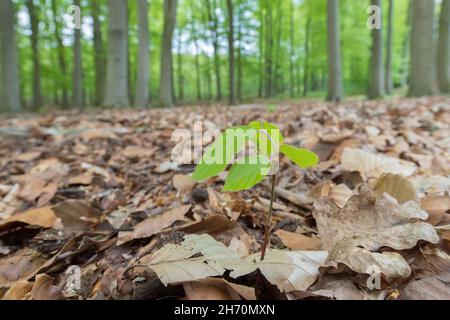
left=2, top=280, right=33, bottom=300
left=122, top=145, right=154, bottom=159
left=374, top=173, right=419, bottom=204
left=183, top=278, right=255, bottom=300
left=173, top=174, right=196, bottom=194
left=118, top=205, right=191, bottom=245
left=313, top=185, right=439, bottom=280
left=230, top=250, right=327, bottom=293
left=329, top=184, right=353, bottom=208
left=52, top=200, right=101, bottom=235
left=421, top=194, right=450, bottom=226
left=401, top=269, right=450, bottom=300
left=31, top=274, right=63, bottom=300
left=139, top=234, right=240, bottom=286
left=0, top=207, right=56, bottom=230
left=341, top=148, right=417, bottom=178
left=274, top=230, right=322, bottom=251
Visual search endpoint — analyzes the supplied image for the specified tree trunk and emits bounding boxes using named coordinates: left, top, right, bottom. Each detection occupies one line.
left=236, top=4, right=243, bottom=102
left=91, top=1, right=105, bottom=106
left=190, top=20, right=202, bottom=100
left=205, top=0, right=222, bottom=100
left=385, top=0, right=394, bottom=94
left=73, top=0, right=83, bottom=107
left=258, top=0, right=264, bottom=98
left=408, top=0, right=436, bottom=97
left=159, top=0, right=177, bottom=107
left=51, top=0, right=68, bottom=108
left=289, top=0, right=295, bottom=98
left=368, top=0, right=384, bottom=99
left=226, top=0, right=236, bottom=105
left=400, top=0, right=412, bottom=87
left=303, top=11, right=311, bottom=97
left=103, top=0, right=129, bottom=107
left=0, top=0, right=22, bottom=112
left=134, top=0, right=150, bottom=108
left=438, top=0, right=450, bottom=93
left=264, top=0, right=273, bottom=98
left=26, top=0, right=42, bottom=109
left=176, top=30, right=184, bottom=102
left=273, top=1, right=283, bottom=95
left=326, top=0, right=344, bottom=102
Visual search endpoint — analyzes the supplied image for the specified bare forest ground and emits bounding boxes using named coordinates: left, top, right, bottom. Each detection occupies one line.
left=0, top=96, right=449, bottom=300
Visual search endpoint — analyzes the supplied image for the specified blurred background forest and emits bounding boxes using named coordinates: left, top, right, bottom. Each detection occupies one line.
left=0, top=0, right=449, bottom=112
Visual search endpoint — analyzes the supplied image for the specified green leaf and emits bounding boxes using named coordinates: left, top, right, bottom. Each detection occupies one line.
left=192, top=126, right=256, bottom=181
left=248, top=121, right=283, bottom=157
left=280, top=144, right=319, bottom=169
left=223, top=155, right=271, bottom=191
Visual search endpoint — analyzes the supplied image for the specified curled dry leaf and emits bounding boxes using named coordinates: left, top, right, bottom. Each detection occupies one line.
left=329, top=184, right=353, bottom=208
left=2, top=280, right=33, bottom=300
left=31, top=274, right=63, bottom=300
left=313, top=185, right=439, bottom=280
left=341, top=148, right=417, bottom=178
left=421, top=194, right=450, bottom=226
left=374, top=173, right=419, bottom=204
left=172, top=174, right=196, bottom=194
left=0, top=207, right=56, bottom=230
left=183, top=278, right=256, bottom=300
left=274, top=229, right=322, bottom=251
left=118, top=205, right=191, bottom=245
left=230, top=249, right=327, bottom=293
left=52, top=200, right=102, bottom=236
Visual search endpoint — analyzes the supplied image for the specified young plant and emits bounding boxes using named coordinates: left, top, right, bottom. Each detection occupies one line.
left=192, top=121, right=319, bottom=260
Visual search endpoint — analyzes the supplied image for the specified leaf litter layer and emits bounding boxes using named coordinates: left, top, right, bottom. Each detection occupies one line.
left=0, top=97, right=449, bottom=300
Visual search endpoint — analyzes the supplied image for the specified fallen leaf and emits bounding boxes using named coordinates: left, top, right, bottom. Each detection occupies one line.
left=0, top=207, right=56, bottom=230
left=313, top=185, right=439, bottom=280
left=15, top=151, right=42, bottom=162
left=183, top=278, right=255, bottom=300
left=122, top=145, right=154, bottom=159
left=230, top=250, right=327, bottom=293
left=139, top=234, right=240, bottom=286
left=329, top=184, right=353, bottom=208
left=2, top=280, right=33, bottom=300
left=401, top=269, right=450, bottom=300
left=341, top=148, right=417, bottom=178
left=31, top=274, right=63, bottom=300
left=118, top=205, right=191, bottom=245
left=421, top=194, right=450, bottom=226
left=52, top=200, right=101, bottom=235
left=173, top=174, right=196, bottom=194
left=274, top=230, right=322, bottom=251
left=374, top=173, right=419, bottom=204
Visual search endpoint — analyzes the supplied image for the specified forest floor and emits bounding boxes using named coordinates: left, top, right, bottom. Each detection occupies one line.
left=0, top=96, right=449, bottom=300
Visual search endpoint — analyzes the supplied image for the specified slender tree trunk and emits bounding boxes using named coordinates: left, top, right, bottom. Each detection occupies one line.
left=103, top=0, right=129, bottom=107
left=289, top=0, right=295, bottom=98
left=0, top=0, right=22, bottom=112
left=264, top=0, right=273, bottom=98
left=385, top=0, right=394, bottom=94
left=134, top=0, right=150, bottom=107
left=258, top=0, right=264, bottom=98
left=176, top=30, right=184, bottom=101
left=51, top=0, right=68, bottom=108
left=408, top=0, right=436, bottom=97
left=303, top=10, right=311, bottom=97
left=326, top=0, right=344, bottom=102
left=438, top=0, right=450, bottom=93
left=226, top=0, right=236, bottom=105
left=274, top=2, right=283, bottom=95
left=368, top=0, right=384, bottom=99
left=92, top=1, right=105, bottom=106
left=73, top=0, right=83, bottom=107
left=205, top=0, right=222, bottom=100
left=159, top=0, right=177, bottom=107
left=236, top=4, right=243, bottom=102
left=26, top=0, right=42, bottom=109
left=190, top=20, right=202, bottom=101
left=400, top=0, right=412, bottom=87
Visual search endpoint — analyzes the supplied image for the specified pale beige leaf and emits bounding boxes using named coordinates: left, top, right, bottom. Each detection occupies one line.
left=122, top=145, right=154, bottom=159
left=2, top=280, right=32, bottom=300
left=329, top=184, right=353, bottom=208
left=173, top=174, right=196, bottom=194
left=401, top=269, right=450, bottom=300
left=230, top=250, right=327, bottom=293
left=139, top=234, right=240, bottom=286
left=374, top=173, right=419, bottom=204
left=341, top=148, right=416, bottom=178
left=421, top=194, right=450, bottom=226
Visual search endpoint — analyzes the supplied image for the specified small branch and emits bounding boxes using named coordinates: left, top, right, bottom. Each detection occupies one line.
left=260, top=174, right=277, bottom=261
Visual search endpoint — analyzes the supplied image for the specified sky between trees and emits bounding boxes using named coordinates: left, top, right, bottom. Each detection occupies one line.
left=0, top=0, right=449, bottom=112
